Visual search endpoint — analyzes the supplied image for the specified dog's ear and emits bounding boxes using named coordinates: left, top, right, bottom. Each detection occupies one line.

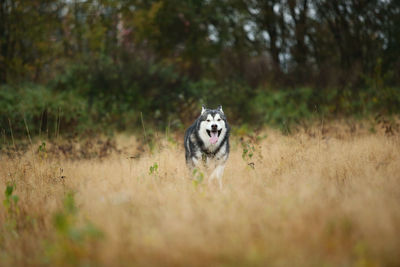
left=217, top=105, right=224, bottom=114
left=201, top=105, right=206, bottom=115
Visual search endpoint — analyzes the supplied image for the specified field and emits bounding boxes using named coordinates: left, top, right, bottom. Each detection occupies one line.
left=1, top=121, right=400, bottom=266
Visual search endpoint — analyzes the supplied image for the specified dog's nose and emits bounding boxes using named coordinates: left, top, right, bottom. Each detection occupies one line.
left=211, top=124, right=217, bottom=130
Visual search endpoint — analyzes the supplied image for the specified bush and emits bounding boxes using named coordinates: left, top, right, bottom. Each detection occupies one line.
left=0, top=84, right=87, bottom=139
left=1, top=56, right=399, bottom=140
left=51, top=56, right=193, bottom=131
left=252, top=86, right=400, bottom=133
left=252, top=88, right=314, bottom=132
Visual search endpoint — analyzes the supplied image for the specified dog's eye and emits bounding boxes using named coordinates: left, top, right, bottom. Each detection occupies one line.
left=217, top=119, right=221, bottom=121
left=207, top=119, right=210, bottom=122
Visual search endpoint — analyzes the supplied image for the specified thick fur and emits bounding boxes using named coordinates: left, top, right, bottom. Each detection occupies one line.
left=184, top=106, right=230, bottom=188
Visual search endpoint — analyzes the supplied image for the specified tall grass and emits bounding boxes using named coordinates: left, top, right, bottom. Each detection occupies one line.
left=1, top=122, right=400, bottom=266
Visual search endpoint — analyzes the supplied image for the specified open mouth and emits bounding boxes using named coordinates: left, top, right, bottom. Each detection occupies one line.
left=206, top=129, right=222, bottom=138
left=206, top=129, right=222, bottom=145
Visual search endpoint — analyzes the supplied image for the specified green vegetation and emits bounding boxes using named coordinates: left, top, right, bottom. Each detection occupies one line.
left=192, top=168, right=205, bottom=188
left=149, top=162, right=159, bottom=175
left=45, top=192, right=104, bottom=266
left=1, top=0, right=400, bottom=138
left=3, top=182, right=20, bottom=232
left=1, top=83, right=399, bottom=139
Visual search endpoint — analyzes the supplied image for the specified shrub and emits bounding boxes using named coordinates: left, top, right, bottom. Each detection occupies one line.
left=0, top=84, right=87, bottom=139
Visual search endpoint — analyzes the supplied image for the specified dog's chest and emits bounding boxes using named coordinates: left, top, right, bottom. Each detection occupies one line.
left=201, top=141, right=227, bottom=162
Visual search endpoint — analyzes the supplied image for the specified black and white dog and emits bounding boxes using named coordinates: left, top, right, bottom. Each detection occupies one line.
left=184, top=105, right=230, bottom=188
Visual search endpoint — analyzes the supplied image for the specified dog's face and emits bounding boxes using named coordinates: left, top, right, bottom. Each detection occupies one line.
left=198, top=105, right=228, bottom=146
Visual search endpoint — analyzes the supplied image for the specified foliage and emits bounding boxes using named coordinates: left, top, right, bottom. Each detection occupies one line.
left=2, top=0, right=399, bottom=87
left=2, top=182, right=22, bottom=239
left=1, top=1, right=400, bottom=137
left=0, top=83, right=87, bottom=139
left=192, top=168, right=205, bottom=188
left=37, top=141, right=48, bottom=160
left=45, top=192, right=104, bottom=266
left=242, top=142, right=255, bottom=162
left=3, top=182, right=20, bottom=229
left=51, top=56, right=196, bottom=129
left=253, top=88, right=314, bottom=132
left=1, top=81, right=399, bottom=138
left=149, top=162, right=159, bottom=175
left=253, top=86, right=400, bottom=132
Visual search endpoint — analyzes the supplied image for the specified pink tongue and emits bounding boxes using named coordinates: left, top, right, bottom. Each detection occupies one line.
left=210, top=132, right=218, bottom=144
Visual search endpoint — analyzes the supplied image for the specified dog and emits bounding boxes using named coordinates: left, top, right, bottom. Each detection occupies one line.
left=184, top=105, right=230, bottom=188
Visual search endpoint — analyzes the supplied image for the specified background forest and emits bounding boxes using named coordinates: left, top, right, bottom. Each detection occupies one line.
left=1, top=0, right=400, bottom=137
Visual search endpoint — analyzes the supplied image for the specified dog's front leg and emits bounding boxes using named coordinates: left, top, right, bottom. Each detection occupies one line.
left=209, top=164, right=225, bottom=189
left=189, top=150, right=203, bottom=169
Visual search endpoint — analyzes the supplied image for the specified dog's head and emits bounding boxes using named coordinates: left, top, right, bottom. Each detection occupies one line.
left=197, top=105, right=228, bottom=146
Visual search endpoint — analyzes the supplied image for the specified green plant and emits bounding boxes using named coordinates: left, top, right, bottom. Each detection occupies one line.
left=192, top=168, right=204, bottom=188
left=0, top=83, right=88, bottom=138
left=45, top=192, right=104, bottom=266
left=37, top=141, right=47, bottom=159
left=241, top=140, right=256, bottom=169
left=3, top=182, right=20, bottom=232
left=242, top=143, right=254, bottom=161
left=3, top=182, right=19, bottom=216
left=149, top=162, right=159, bottom=175
left=253, top=88, right=314, bottom=133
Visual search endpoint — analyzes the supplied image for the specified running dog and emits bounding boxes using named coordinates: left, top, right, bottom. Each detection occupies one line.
left=184, top=105, right=230, bottom=188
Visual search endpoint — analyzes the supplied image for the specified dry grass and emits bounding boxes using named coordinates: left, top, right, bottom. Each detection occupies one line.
left=1, top=122, right=400, bottom=266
